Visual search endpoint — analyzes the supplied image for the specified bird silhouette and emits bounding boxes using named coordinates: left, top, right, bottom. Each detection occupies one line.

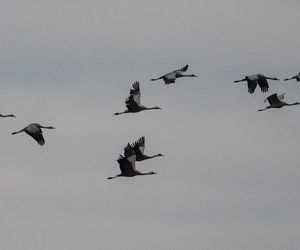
left=12, top=123, right=55, bottom=146
left=258, top=93, right=299, bottom=111
left=234, top=73, right=279, bottom=94
left=151, top=64, right=197, bottom=85
left=114, top=81, right=161, bottom=115
left=107, top=145, right=156, bottom=179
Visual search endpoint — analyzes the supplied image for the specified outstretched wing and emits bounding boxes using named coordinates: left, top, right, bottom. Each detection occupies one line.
left=117, top=155, right=128, bottom=174
left=124, top=143, right=133, bottom=157
left=27, top=130, right=45, bottom=146
left=132, top=136, right=145, bottom=155
left=125, top=95, right=140, bottom=111
left=136, top=136, right=145, bottom=154
left=123, top=143, right=137, bottom=171
left=25, top=125, right=45, bottom=146
left=257, top=76, right=269, bottom=93
left=246, top=79, right=257, bottom=94
left=173, top=64, right=188, bottom=73
left=129, top=81, right=141, bottom=106
left=117, top=155, right=136, bottom=175
left=264, top=93, right=279, bottom=105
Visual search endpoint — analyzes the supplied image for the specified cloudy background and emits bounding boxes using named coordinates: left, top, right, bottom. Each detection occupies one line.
left=1, top=0, right=300, bottom=249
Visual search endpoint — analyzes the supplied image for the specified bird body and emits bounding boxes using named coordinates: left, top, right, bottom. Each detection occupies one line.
left=258, top=93, right=299, bottom=111
left=12, top=123, right=55, bottom=146
left=114, top=81, right=161, bottom=115
left=151, top=64, right=197, bottom=85
left=107, top=145, right=156, bottom=179
left=284, top=72, right=300, bottom=82
left=234, top=73, right=279, bottom=94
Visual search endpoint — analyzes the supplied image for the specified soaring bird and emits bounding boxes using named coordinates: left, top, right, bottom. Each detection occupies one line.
left=0, top=114, right=15, bottom=118
left=129, top=136, right=163, bottom=161
left=258, top=93, right=299, bottom=111
left=234, top=73, right=279, bottom=94
left=151, top=64, right=197, bottom=85
left=114, top=81, right=161, bottom=115
left=107, top=145, right=157, bottom=180
left=284, top=72, right=300, bottom=82
left=11, top=123, right=55, bottom=146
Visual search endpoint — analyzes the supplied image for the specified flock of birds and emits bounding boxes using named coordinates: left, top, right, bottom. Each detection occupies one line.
left=1, top=65, right=300, bottom=179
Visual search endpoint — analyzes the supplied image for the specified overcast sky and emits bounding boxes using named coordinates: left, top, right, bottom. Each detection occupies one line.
left=1, top=0, right=300, bottom=249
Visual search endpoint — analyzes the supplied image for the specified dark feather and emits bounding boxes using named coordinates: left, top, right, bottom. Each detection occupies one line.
left=26, top=131, right=45, bottom=146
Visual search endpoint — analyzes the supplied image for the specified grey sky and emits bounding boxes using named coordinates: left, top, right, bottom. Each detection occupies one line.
left=1, top=0, right=300, bottom=249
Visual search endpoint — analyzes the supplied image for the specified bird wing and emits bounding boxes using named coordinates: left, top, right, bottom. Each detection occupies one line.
left=124, top=143, right=136, bottom=160
left=277, top=93, right=285, bottom=101
left=129, top=81, right=141, bottom=106
left=125, top=95, right=140, bottom=111
left=27, top=130, right=45, bottom=146
left=117, top=155, right=128, bottom=174
left=117, top=155, right=136, bottom=175
left=124, top=143, right=134, bottom=157
left=264, top=93, right=279, bottom=105
left=25, top=124, right=45, bottom=146
left=246, top=79, right=257, bottom=94
left=136, top=136, right=145, bottom=154
left=257, top=76, right=269, bottom=93
left=128, top=155, right=137, bottom=172
left=173, top=64, right=188, bottom=73
left=131, top=136, right=145, bottom=160
left=119, top=144, right=137, bottom=174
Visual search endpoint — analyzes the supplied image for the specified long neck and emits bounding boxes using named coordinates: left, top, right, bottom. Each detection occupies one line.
left=287, top=102, right=299, bottom=106
left=151, top=76, right=163, bottom=81
left=178, top=74, right=194, bottom=78
left=114, top=110, right=128, bottom=115
left=144, top=154, right=161, bottom=159
left=265, top=76, right=277, bottom=80
left=234, top=78, right=246, bottom=83
left=12, top=129, right=24, bottom=135
left=258, top=107, right=270, bottom=112
left=107, top=174, right=123, bottom=180
left=143, top=107, right=159, bottom=111
left=139, top=172, right=154, bottom=176
left=39, top=125, right=53, bottom=129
